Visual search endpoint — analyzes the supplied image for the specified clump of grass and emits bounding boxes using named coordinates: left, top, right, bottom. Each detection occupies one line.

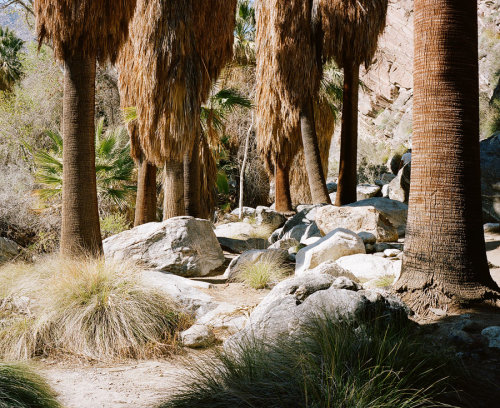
left=234, top=252, right=291, bottom=289
left=0, top=256, right=190, bottom=361
left=0, top=363, right=61, bottom=408
left=160, top=317, right=473, bottom=408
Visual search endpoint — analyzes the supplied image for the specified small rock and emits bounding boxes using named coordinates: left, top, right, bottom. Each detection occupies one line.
left=336, top=254, right=402, bottom=281
left=331, top=277, right=362, bottom=291
left=296, top=260, right=358, bottom=282
left=269, top=238, right=300, bottom=251
left=429, top=307, right=447, bottom=317
left=180, top=324, right=216, bottom=348
left=384, top=249, right=401, bottom=258
left=231, top=207, right=256, bottom=218
left=0, top=237, right=19, bottom=264
left=256, top=206, right=286, bottom=230
left=481, top=326, right=500, bottom=349
left=357, top=184, right=382, bottom=200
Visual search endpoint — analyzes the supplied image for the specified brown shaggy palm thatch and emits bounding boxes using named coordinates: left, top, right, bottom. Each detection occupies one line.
left=127, top=0, right=236, bottom=166
left=317, top=0, right=388, bottom=68
left=255, top=0, right=321, bottom=171
left=35, top=0, right=137, bottom=63
left=290, top=99, right=335, bottom=205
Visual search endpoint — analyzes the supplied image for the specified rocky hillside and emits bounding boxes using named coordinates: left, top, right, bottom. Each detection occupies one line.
left=351, top=0, right=500, bottom=155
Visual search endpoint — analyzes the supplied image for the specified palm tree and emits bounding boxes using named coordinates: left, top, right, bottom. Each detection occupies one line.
left=256, top=0, right=330, bottom=212
left=118, top=41, right=157, bottom=227
left=31, top=120, right=135, bottom=214
left=290, top=63, right=344, bottom=205
left=34, top=0, right=136, bottom=255
left=394, top=0, right=500, bottom=312
left=317, top=0, right=388, bottom=206
left=233, top=0, right=256, bottom=66
left=126, top=0, right=237, bottom=220
left=0, top=26, right=23, bottom=92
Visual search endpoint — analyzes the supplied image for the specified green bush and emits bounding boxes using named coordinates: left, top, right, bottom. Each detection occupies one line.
left=0, top=363, right=61, bottom=408
left=160, top=318, right=472, bottom=408
left=100, top=213, right=130, bottom=239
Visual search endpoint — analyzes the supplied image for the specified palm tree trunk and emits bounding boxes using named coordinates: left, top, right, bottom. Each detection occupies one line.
left=300, top=97, right=331, bottom=204
left=394, top=0, right=499, bottom=311
left=163, top=159, right=185, bottom=220
left=275, top=161, right=292, bottom=212
left=335, top=61, right=359, bottom=206
left=184, top=134, right=201, bottom=218
left=60, top=52, right=102, bottom=256
left=134, top=155, right=157, bottom=226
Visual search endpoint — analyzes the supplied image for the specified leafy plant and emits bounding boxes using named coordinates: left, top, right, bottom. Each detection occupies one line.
left=0, top=26, right=23, bottom=92
left=100, top=213, right=130, bottom=239
left=0, top=363, right=61, bottom=408
left=233, top=0, right=256, bottom=66
left=28, top=118, right=135, bottom=213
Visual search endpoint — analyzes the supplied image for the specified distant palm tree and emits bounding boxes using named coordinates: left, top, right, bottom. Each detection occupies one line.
left=0, top=26, right=23, bottom=92
left=233, top=0, right=256, bottom=65
left=31, top=119, right=135, bottom=213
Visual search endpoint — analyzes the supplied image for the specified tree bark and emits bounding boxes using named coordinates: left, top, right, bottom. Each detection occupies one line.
left=395, top=0, right=499, bottom=311
left=300, top=97, right=331, bottom=205
left=238, top=114, right=253, bottom=219
left=163, top=159, right=185, bottom=220
left=60, top=52, right=102, bottom=256
left=275, top=161, right=292, bottom=212
left=134, top=155, right=157, bottom=226
left=184, top=133, right=201, bottom=218
left=335, top=61, right=359, bottom=206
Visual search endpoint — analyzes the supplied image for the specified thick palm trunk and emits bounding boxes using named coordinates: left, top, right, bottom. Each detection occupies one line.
left=163, top=159, right=185, bottom=220
left=60, top=52, right=102, bottom=256
left=300, top=98, right=331, bottom=204
left=336, top=62, right=359, bottom=206
left=184, top=134, right=201, bottom=218
left=134, top=156, right=157, bottom=226
left=395, top=0, right=499, bottom=311
left=275, top=161, right=292, bottom=212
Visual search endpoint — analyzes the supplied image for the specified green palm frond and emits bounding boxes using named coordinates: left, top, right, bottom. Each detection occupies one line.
left=33, top=119, right=135, bottom=210
left=233, top=0, right=256, bottom=65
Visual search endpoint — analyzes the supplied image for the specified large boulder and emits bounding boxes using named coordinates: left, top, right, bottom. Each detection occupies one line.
left=295, top=228, right=365, bottom=275
left=215, top=222, right=260, bottom=239
left=346, top=198, right=408, bottom=237
left=0, top=237, right=19, bottom=264
left=104, top=217, right=224, bottom=277
left=226, top=273, right=409, bottom=345
left=315, top=205, right=399, bottom=243
left=480, top=133, right=500, bottom=222
left=336, top=254, right=402, bottom=281
left=296, top=260, right=358, bottom=282
left=141, top=270, right=216, bottom=318
left=384, top=164, right=410, bottom=203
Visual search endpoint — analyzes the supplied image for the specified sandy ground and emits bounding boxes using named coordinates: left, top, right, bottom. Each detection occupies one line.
left=38, top=235, right=500, bottom=408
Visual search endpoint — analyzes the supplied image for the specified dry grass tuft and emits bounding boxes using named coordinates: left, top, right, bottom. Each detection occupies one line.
left=0, top=257, right=189, bottom=361
left=234, top=251, right=292, bottom=289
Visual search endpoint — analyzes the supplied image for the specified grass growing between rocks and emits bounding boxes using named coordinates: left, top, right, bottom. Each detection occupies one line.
left=234, top=252, right=292, bottom=289
left=0, top=257, right=190, bottom=361
left=0, top=363, right=61, bottom=408
left=159, top=318, right=474, bottom=408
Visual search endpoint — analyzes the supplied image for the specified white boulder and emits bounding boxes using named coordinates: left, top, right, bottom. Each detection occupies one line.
left=104, top=217, right=224, bottom=277
left=295, top=228, right=365, bottom=275
left=336, top=254, right=402, bottom=281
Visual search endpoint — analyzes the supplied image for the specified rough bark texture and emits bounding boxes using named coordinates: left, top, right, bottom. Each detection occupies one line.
left=275, top=161, right=293, bottom=212
left=336, top=62, right=359, bottom=206
left=184, top=136, right=201, bottom=218
left=60, top=53, right=102, bottom=256
left=395, top=0, right=499, bottom=311
left=300, top=98, right=331, bottom=205
left=163, top=160, right=185, bottom=220
left=134, top=157, right=157, bottom=226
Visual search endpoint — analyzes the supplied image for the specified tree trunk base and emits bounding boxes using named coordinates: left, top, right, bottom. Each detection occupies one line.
left=394, top=276, right=500, bottom=316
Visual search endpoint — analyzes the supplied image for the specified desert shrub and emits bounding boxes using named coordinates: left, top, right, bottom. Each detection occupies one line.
left=234, top=251, right=291, bottom=289
left=100, top=213, right=130, bottom=239
left=160, top=318, right=472, bottom=408
left=0, top=257, right=189, bottom=361
left=0, top=363, right=61, bottom=408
